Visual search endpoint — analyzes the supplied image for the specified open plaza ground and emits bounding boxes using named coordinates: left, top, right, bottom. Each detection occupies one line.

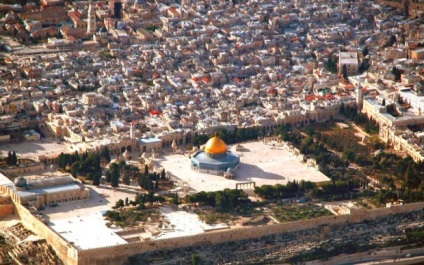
left=10, top=140, right=331, bottom=249
left=157, top=141, right=330, bottom=192
left=42, top=185, right=229, bottom=249
left=41, top=185, right=133, bottom=249
left=0, top=138, right=71, bottom=160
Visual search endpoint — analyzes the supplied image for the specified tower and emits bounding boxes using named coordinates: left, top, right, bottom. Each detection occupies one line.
left=87, top=0, right=96, bottom=35
left=130, top=123, right=135, bottom=139
left=356, top=84, right=363, bottom=111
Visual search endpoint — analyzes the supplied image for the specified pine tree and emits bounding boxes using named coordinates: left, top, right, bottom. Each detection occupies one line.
left=161, top=168, right=166, bottom=180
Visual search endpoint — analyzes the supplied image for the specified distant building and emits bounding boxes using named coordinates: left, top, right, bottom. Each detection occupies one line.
left=0, top=173, right=90, bottom=210
left=338, top=52, right=358, bottom=76
left=410, top=48, right=424, bottom=60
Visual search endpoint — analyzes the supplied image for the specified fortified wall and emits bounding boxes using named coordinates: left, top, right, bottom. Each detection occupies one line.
left=8, top=199, right=424, bottom=265
left=77, top=201, right=424, bottom=265
left=0, top=203, right=13, bottom=218
left=13, top=203, right=78, bottom=265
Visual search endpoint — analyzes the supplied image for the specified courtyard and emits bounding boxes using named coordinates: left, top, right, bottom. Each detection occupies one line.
left=157, top=141, right=330, bottom=192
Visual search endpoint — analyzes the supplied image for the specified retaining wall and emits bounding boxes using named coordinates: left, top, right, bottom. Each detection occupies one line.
left=10, top=199, right=424, bottom=265
left=0, top=203, right=14, bottom=218
left=14, top=203, right=78, bottom=265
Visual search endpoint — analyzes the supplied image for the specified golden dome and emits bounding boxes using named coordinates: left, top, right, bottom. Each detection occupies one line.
left=204, top=136, right=227, bottom=155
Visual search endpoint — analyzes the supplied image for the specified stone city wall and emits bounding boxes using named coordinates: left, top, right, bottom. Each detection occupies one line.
left=8, top=196, right=424, bottom=265
left=77, top=215, right=349, bottom=265
left=14, top=203, right=78, bottom=265
left=349, top=201, right=424, bottom=222
left=77, top=202, right=424, bottom=265
left=0, top=203, right=14, bottom=218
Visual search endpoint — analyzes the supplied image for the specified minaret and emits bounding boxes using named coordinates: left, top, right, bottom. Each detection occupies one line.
left=130, top=123, right=135, bottom=139
left=87, top=0, right=96, bottom=35
left=356, top=83, right=363, bottom=111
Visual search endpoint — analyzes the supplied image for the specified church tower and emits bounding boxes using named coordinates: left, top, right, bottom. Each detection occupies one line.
left=87, top=0, right=96, bottom=35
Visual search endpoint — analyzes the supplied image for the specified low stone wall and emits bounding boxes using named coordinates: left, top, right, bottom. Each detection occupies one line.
left=1, top=162, right=45, bottom=176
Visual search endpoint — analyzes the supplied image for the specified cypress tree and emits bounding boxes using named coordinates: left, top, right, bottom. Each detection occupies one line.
left=12, top=151, right=17, bottom=165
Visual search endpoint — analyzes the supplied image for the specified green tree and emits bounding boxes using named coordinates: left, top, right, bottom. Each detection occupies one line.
left=161, top=168, right=166, bottom=180
left=325, top=56, right=337, bottom=73
left=392, top=66, right=401, bottom=81
left=71, top=161, right=82, bottom=178
left=362, top=46, right=369, bottom=57
left=6, top=151, right=11, bottom=166
left=122, top=174, right=131, bottom=186
left=111, top=173, right=119, bottom=187
left=105, top=171, right=112, bottom=183
left=11, top=151, right=17, bottom=165
left=172, top=193, right=179, bottom=205
left=110, top=163, right=120, bottom=187
left=113, top=199, right=124, bottom=209
left=359, top=58, right=370, bottom=73
left=100, top=146, right=111, bottom=162
left=342, top=64, right=348, bottom=81
left=191, top=254, right=200, bottom=265
left=92, top=172, right=100, bottom=186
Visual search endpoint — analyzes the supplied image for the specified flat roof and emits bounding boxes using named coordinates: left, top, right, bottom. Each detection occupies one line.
left=139, top=137, right=161, bottom=144
left=49, top=212, right=127, bottom=249
left=0, top=172, right=13, bottom=187
left=15, top=183, right=82, bottom=198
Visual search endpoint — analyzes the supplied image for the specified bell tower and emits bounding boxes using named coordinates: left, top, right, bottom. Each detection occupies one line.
left=87, top=0, right=96, bottom=35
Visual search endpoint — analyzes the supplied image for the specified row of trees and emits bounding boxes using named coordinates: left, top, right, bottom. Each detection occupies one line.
left=113, top=192, right=165, bottom=210
left=57, top=151, right=101, bottom=184
left=105, top=161, right=167, bottom=191
left=254, top=180, right=315, bottom=200
left=186, top=189, right=248, bottom=212
left=312, top=180, right=357, bottom=199
left=191, top=126, right=267, bottom=147
left=339, top=103, right=379, bottom=133
left=57, top=147, right=111, bottom=171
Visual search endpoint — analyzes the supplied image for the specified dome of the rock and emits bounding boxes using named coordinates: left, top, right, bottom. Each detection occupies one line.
left=204, top=136, right=227, bottom=155
left=191, top=136, right=239, bottom=176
